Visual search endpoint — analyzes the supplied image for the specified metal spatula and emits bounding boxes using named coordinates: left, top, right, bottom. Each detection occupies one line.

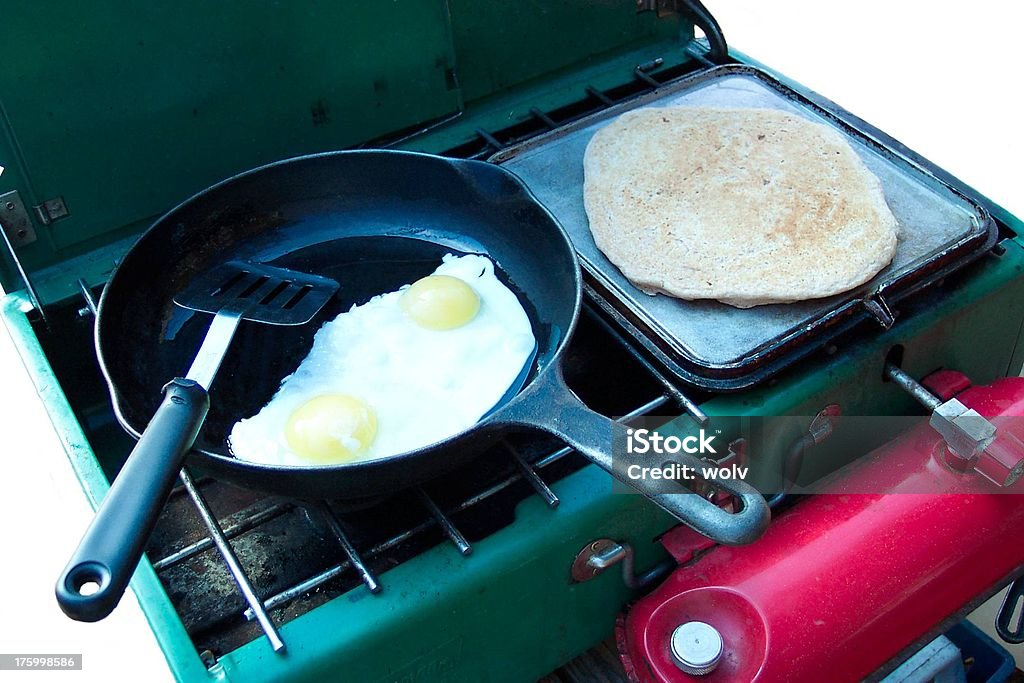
left=58, top=260, right=338, bottom=622
left=176, top=261, right=340, bottom=389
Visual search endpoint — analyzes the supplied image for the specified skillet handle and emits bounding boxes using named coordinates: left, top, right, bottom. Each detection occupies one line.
left=56, top=378, right=209, bottom=621
left=502, top=367, right=770, bottom=546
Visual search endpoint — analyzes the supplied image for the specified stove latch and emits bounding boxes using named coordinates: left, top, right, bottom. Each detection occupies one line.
left=886, top=364, right=1024, bottom=486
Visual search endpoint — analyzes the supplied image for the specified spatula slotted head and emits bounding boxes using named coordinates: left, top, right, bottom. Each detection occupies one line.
left=174, top=260, right=339, bottom=325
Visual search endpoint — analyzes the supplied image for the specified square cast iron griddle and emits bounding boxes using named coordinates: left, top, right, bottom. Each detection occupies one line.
left=492, top=65, right=996, bottom=390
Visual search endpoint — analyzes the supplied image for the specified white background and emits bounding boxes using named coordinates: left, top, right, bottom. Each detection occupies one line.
left=0, top=2, right=1021, bottom=680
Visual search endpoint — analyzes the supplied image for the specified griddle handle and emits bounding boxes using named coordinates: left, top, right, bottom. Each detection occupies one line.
left=500, top=366, right=770, bottom=546
left=56, top=378, right=209, bottom=622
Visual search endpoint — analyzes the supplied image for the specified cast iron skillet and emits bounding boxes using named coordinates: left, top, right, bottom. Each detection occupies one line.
left=57, top=151, right=769, bottom=621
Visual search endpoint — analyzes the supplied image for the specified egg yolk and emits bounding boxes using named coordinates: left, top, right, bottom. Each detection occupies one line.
left=400, top=275, right=480, bottom=330
left=285, top=394, right=377, bottom=464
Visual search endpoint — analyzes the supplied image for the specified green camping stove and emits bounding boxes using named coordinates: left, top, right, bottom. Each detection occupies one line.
left=2, top=2, right=1023, bottom=681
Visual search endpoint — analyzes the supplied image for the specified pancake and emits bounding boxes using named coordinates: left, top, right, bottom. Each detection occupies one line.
left=582, top=106, right=899, bottom=308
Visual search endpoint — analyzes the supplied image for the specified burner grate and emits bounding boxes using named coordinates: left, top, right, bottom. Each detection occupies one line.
left=151, top=395, right=672, bottom=657
left=141, top=305, right=695, bottom=659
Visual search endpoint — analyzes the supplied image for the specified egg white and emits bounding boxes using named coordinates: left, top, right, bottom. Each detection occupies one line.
left=228, top=254, right=536, bottom=466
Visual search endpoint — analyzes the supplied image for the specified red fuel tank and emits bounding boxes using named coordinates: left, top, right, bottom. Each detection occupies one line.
left=619, top=376, right=1024, bottom=683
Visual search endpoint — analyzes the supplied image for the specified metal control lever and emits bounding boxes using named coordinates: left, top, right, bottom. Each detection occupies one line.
left=885, top=364, right=1024, bottom=487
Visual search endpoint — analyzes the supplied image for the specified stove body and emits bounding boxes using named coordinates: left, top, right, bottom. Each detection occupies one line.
left=2, top=4, right=1024, bottom=682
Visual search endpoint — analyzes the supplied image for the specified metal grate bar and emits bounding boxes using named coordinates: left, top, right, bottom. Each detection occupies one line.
left=684, top=42, right=716, bottom=68
left=633, top=68, right=660, bottom=87
left=581, top=301, right=707, bottom=424
left=474, top=127, right=504, bottom=151
left=534, top=395, right=671, bottom=468
left=505, top=443, right=559, bottom=508
left=152, top=501, right=293, bottom=571
left=244, top=564, right=345, bottom=620
left=585, top=86, right=614, bottom=106
left=242, top=394, right=671, bottom=618
left=245, top=520, right=433, bottom=619
left=417, top=489, right=472, bottom=556
left=167, top=474, right=214, bottom=500
left=633, top=58, right=665, bottom=87
left=529, top=107, right=558, bottom=130
left=315, top=503, right=382, bottom=594
left=178, top=470, right=285, bottom=652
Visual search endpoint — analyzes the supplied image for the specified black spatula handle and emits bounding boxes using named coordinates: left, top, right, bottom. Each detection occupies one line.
left=56, top=378, right=209, bottom=621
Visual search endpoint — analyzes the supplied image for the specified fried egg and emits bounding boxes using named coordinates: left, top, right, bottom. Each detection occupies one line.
left=228, top=254, right=535, bottom=466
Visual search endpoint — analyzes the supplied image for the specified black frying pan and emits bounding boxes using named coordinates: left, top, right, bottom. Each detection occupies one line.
left=57, top=151, right=769, bottom=621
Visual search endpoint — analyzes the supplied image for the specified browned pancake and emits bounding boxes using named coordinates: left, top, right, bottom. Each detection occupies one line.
left=582, top=107, right=899, bottom=308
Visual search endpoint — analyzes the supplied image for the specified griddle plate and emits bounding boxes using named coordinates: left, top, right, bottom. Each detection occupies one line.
left=493, top=65, right=996, bottom=389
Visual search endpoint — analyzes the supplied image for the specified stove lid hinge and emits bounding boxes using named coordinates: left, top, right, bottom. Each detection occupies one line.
left=0, top=190, right=48, bottom=325
left=32, top=195, right=70, bottom=226
left=1, top=190, right=38, bottom=247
